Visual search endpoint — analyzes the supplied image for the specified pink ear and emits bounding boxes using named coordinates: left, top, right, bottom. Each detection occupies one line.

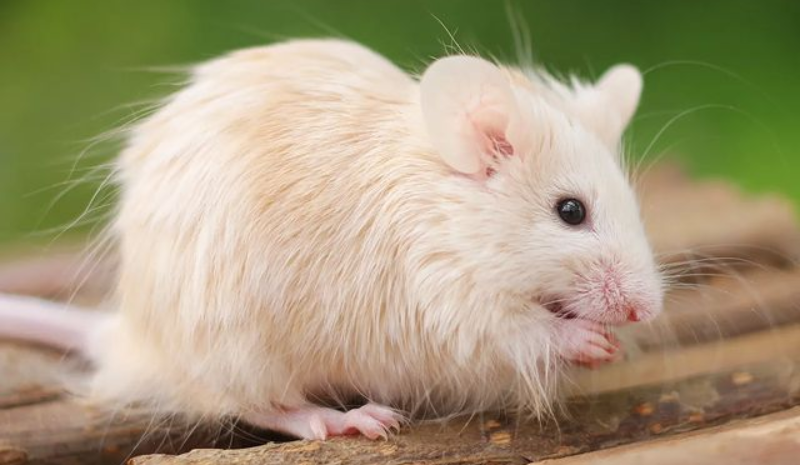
left=574, top=64, right=643, bottom=148
left=420, top=56, right=525, bottom=178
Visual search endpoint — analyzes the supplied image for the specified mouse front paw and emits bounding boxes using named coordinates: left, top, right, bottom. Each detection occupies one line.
left=555, top=319, right=622, bottom=369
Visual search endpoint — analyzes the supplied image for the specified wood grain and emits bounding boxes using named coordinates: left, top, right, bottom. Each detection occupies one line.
left=128, top=357, right=800, bottom=465
left=534, top=407, right=800, bottom=465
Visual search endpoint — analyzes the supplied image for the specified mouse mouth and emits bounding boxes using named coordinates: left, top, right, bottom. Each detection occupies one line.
left=538, top=295, right=636, bottom=326
left=540, top=296, right=578, bottom=320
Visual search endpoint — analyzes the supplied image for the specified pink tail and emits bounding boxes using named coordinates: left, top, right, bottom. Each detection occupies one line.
left=0, top=293, right=107, bottom=356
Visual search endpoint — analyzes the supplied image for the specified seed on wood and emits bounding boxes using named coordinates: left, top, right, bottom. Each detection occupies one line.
left=731, top=371, right=754, bottom=386
left=489, top=431, right=512, bottom=445
left=688, top=412, right=705, bottom=423
left=649, top=423, right=664, bottom=434
left=634, top=402, right=655, bottom=416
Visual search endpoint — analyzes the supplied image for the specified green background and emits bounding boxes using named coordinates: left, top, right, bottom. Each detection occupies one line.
left=1, top=0, right=798, bottom=248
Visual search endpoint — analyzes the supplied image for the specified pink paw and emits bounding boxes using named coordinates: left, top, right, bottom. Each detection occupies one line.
left=336, top=403, right=403, bottom=439
left=245, top=403, right=404, bottom=440
left=556, top=319, right=621, bottom=369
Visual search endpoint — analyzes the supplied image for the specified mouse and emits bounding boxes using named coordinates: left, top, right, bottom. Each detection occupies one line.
left=0, top=38, right=663, bottom=440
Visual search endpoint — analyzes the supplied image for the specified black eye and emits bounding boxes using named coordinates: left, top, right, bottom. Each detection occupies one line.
left=556, top=198, right=586, bottom=226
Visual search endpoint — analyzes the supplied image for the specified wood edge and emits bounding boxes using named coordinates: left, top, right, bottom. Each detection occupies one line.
left=568, top=322, right=800, bottom=395
left=531, top=406, right=800, bottom=465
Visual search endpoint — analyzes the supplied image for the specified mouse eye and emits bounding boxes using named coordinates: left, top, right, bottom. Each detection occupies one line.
left=556, top=198, right=586, bottom=226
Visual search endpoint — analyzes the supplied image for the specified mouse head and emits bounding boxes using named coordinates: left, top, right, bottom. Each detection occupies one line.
left=420, top=56, right=663, bottom=325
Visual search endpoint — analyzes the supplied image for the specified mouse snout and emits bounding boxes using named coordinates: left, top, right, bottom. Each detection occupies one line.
left=569, top=257, right=663, bottom=325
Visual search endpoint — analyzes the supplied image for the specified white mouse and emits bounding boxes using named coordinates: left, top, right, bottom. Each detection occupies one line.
left=0, top=39, right=663, bottom=440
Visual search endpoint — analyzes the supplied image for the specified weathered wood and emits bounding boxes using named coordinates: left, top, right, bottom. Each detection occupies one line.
left=626, top=266, right=800, bottom=353
left=0, top=343, right=71, bottom=408
left=0, top=250, right=113, bottom=305
left=128, top=357, right=800, bottom=465
left=571, top=322, right=800, bottom=395
left=3, top=304, right=799, bottom=464
left=4, top=326, right=797, bottom=465
left=0, top=399, right=233, bottom=465
left=9, top=326, right=789, bottom=464
left=0, top=447, right=27, bottom=465
left=638, top=163, right=800, bottom=266
left=533, top=406, right=800, bottom=465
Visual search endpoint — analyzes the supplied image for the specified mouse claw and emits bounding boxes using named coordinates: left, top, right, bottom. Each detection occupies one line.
left=343, top=403, right=404, bottom=439
left=359, top=403, right=404, bottom=431
left=245, top=403, right=405, bottom=441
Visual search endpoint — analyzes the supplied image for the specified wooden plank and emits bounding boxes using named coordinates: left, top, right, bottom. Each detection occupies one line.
left=533, top=406, right=800, bottom=465
left=126, top=355, right=800, bottom=465
left=627, top=266, right=800, bottom=353
left=0, top=250, right=113, bottom=305
left=3, top=316, right=790, bottom=465
left=570, top=322, right=800, bottom=395
left=4, top=324, right=799, bottom=465
left=0, top=343, right=71, bottom=409
left=0, top=399, right=264, bottom=465
left=638, top=163, right=800, bottom=266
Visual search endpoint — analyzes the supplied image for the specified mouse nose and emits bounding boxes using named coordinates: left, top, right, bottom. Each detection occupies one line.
left=624, top=303, right=643, bottom=322
left=625, top=300, right=661, bottom=323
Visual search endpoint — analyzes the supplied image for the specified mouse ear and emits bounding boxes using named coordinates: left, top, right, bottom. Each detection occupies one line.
left=420, top=56, right=528, bottom=178
left=574, top=64, right=642, bottom=148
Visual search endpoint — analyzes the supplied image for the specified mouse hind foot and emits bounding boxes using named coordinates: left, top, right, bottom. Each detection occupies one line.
left=244, top=403, right=404, bottom=440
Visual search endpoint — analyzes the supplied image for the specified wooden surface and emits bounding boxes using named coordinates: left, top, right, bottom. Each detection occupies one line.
left=127, top=356, right=800, bottom=465
left=535, top=407, right=800, bottom=465
left=2, top=163, right=800, bottom=464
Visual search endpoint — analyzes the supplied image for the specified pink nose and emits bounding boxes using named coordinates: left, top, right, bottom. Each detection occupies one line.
left=626, top=306, right=641, bottom=322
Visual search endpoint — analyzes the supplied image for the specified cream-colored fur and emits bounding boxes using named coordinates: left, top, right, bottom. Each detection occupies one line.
left=79, top=39, right=662, bottom=423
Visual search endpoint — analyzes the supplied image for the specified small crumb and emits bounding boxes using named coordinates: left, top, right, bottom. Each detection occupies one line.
left=731, top=371, right=754, bottom=386
left=489, top=431, right=512, bottom=445
left=634, top=402, right=655, bottom=416
left=659, top=392, right=679, bottom=403
left=688, top=412, right=705, bottom=423
left=649, top=423, right=663, bottom=434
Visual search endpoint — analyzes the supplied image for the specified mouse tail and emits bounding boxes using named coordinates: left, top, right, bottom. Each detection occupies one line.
left=0, top=292, right=111, bottom=358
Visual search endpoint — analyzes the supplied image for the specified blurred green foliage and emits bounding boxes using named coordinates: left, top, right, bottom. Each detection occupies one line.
left=1, top=0, right=798, bottom=247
